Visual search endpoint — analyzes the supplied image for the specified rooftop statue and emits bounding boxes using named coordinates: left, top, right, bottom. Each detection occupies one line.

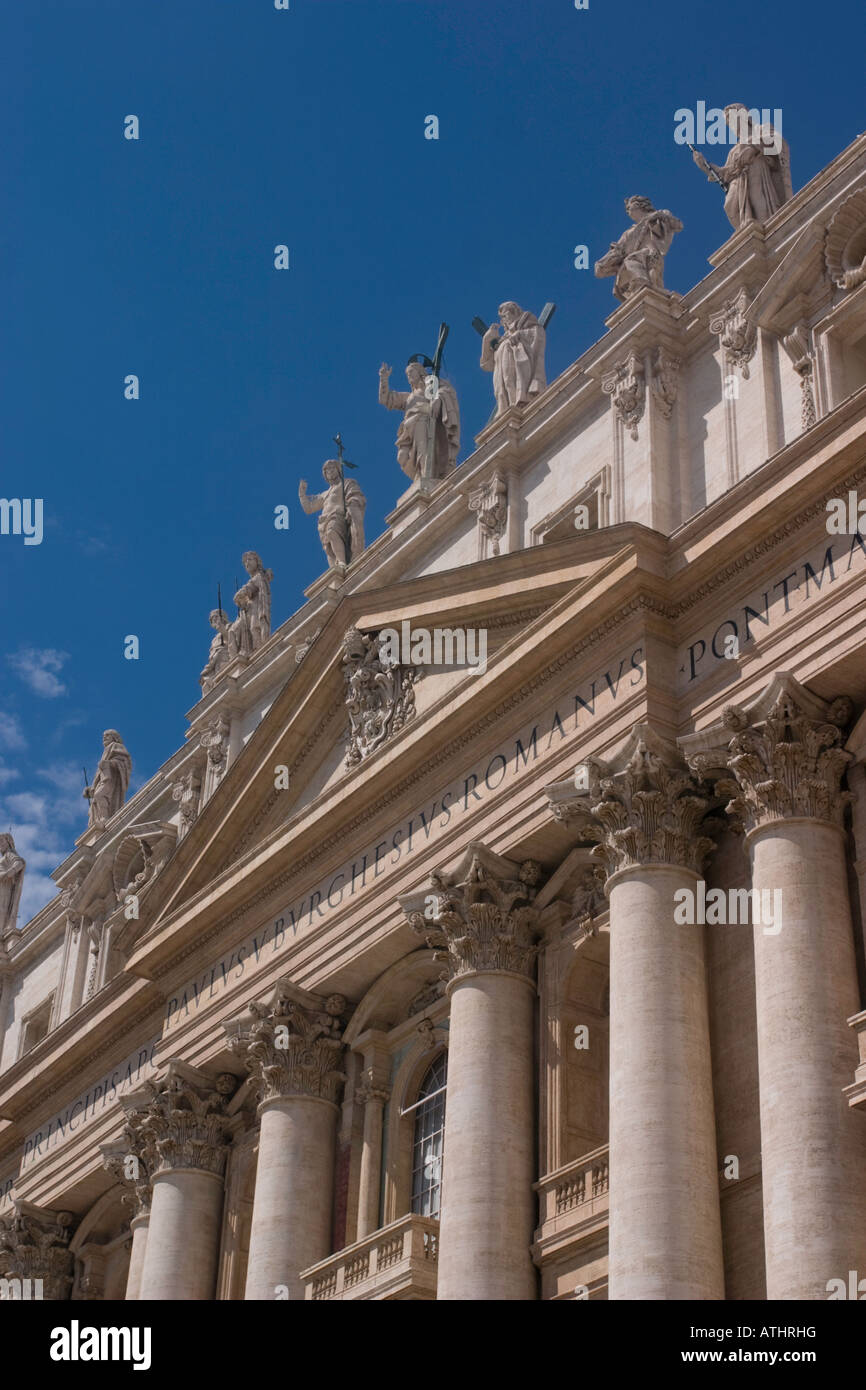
left=0, top=832, right=25, bottom=933
left=299, top=457, right=366, bottom=571
left=83, top=731, right=132, bottom=829
left=234, top=551, right=273, bottom=651
left=378, top=358, right=459, bottom=483
left=594, top=196, right=683, bottom=302
left=691, top=104, right=792, bottom=231
left=199, top=607, right=232, bottom=693
left=478, top=301, right=548, bottom=416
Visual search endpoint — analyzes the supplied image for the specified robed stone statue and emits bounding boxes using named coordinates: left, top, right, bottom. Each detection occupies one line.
left=594, top=196, right=683, bottom=302
left=84, top=731, right=132, bottom=828
left=378, top=361, right=459, bottom=482
left=692, top=104, right=792, bottom=231
left=0, top=833, right=25, bottom=933
left=480, top=302, right=547, bottom=416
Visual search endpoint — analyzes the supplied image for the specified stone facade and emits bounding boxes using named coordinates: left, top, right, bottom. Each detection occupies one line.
left=2, top=129, right=866, bottom=1302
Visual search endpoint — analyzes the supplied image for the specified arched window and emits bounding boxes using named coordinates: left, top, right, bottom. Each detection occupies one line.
left=410, top=1052, right=447, bottom=1219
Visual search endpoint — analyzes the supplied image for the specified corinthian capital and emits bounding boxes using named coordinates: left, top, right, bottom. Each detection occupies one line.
left=546, top=724, right=717, bottom=878
left=225, top=980, right=347, bottom=1106
left=680, top=673, right=853, bottom=832
left=400, top=842, right=544, bottom=983
left=0, top=1201, right=75, bottom=1300
left=119, top=1061, right=242, bottom=1180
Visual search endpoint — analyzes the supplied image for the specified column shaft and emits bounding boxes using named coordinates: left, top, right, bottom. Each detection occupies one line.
left=244, top=1095, right=336, bottom=1300
left=138, top=1169, right=225, bottom=1301
left=437, top=972, right=536, bottom=1301
left=124, top=1213, right=149, bottom=1301
left=356, top=1098, right=385, bottom=1240
left=750, top=820, right=866, bottom=1298
left=608, top=866, right=725, bottom=1300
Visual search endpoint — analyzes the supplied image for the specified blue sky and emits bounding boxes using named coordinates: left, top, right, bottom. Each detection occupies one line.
left=2, top=0, right=863, bottom=923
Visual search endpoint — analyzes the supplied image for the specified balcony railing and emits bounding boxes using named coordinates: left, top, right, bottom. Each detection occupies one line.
left=532, top=1145, right=610, bottom=1298
left=301, top=1213, right=440, bottom=1301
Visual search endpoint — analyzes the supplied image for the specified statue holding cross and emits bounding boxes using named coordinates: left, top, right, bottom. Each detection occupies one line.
left=299, top=438, right=366, bottom=572
left=474, top=301, right=553, bottom=418
left=378, top=323, right=460, bottom=484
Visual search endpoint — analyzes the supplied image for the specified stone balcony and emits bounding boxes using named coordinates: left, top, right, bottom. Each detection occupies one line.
left=531, top=1144, right=610, bottom=1299
left=301, top=1214, right=440, bottom=1301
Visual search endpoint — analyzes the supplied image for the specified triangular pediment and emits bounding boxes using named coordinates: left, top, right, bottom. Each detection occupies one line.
left=127, top=522, right=665, bottom=961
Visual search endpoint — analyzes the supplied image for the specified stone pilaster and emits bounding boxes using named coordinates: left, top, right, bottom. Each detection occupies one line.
left=547, top=723, right=725, bottom=1301
left=101, top=1122, right=154, bottom=1301
left=682, top=673, right=866, bottom=1300
left=122, top=1061, right=242, bottom=1301
left=355, top=1074, right=390, bottom=1241
left=226, top=981, right=346, bottom=1300
left=0, top=1201, right=75, bottom=1300
left=403, top=844, right=544, bottom=1301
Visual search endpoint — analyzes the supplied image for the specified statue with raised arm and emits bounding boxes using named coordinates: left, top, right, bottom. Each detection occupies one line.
left=199, top=608, right=232, bottom=692
left=83, top=731, right=132, bottom=828
left=480, top=301, right=547, bottom=416
left=378, top=361, right=459, bottom=482
left=299, top=460, right=366, bottom=570
left=594, top=196, right=683, bottom=303
left=233, top=551, right=273, bottom=651
left=692, top=104, right=792, bottom=232
left=0, top=833, right=25, bottom=933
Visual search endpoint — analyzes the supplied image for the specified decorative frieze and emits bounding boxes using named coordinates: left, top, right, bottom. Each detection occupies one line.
left=171, top=770, right=202, bottom=838
left=709, top=286, right=757, bottom=378
left=119, top=1063, right=241, bottom=1179
left=101, top=1113, right=154, bottom=1218
left=683, top=676, right=853, bottom=831
left=402, top=843, right=543, bottom=982
left=651, top=347, right=680, bottom=419
left=343, top=627, right=417, bottom=768
left=602, top=352, right=646, bottom=440
left=781, top=324, right=817, bottom=431
left=468, top=471, right=508, bottom=556
left=226, top=980, right=347, bottom=1106
left=546, top=724, right=717, bottom=878
left=0, top=1202, right=75, bottom=1300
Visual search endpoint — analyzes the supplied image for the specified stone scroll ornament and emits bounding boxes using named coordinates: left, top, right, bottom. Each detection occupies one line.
left=690, top=689, right=854, bottom=833
left=825, top=187, right=866, bottom=292
left=594, top=196, right=683, bottom=303
left=226, top=983, right=347, bottom=1106
left=475, top=301, right=553, bottom=418
left=83, top=731, right=132, bottom=829
left=0, top=832, right=25, bottom=934
left=547, top=725, right=719, bottom=879
left=403, top=845, right=544, bottom=984
left=690, top=104, right=792, bottom=232
left=119, top=1065, right=242, bottom=1180
left=0, top=1202, right=75, bottom=1301
left=342, top=626, right=417, bottom=768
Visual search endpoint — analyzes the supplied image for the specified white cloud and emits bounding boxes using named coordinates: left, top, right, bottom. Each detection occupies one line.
left=0, top=762, right=86, bottom=927
left=8, top=647, right=70, bottom=698
left=0, top=712, right=26, bottom=751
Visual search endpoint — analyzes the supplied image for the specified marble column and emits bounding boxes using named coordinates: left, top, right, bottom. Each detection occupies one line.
left=120, top=1062, right=242, bottom=1301
left=356, top=1075, right=390, bottom=1241
left=125, top=1214, right=150, bottom=1301
left=0, top=1200, right=75, bottom=1300
left=402, top=844, right=543, bottom=1301
left=101, top=1128, right=153, bottom=1301
left=684, top=675, right=866, bottom=1299
left=226, top=981, right=346, bottom=1301
left=548, top=724, right=726, bottom=1300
